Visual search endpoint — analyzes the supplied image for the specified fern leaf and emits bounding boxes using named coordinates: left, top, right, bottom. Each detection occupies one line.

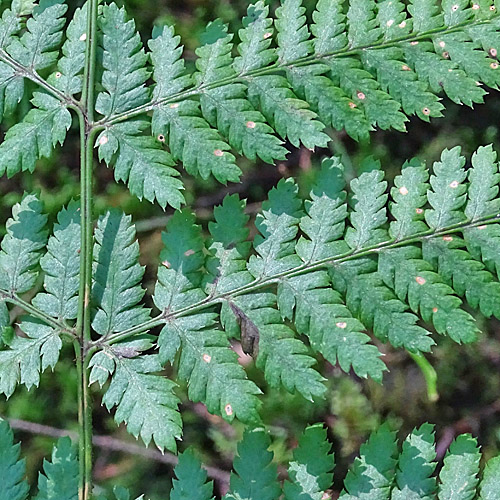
left=6, top=0, right=67, bottom=71
left=340, top=423, right=397, bottom=500
left=0, top=419, right=28, bottom=500
left=275, top=0, right=312, bottom=63
left=438, top=434, right=481, bottom=500
left=311, top=0, right=347, bottom=55
left=106, top=486, right=144, bottom=500
left=0, top=193, right=47, bottom=294
left=196, top=21, right=286, bottom=164
left=223, top=292, right=326, bottom=401
left=331, top=259, right=435, bottom=352
left=426, top=147, right=468, bottom=229
left=149, top=27, right=239, bottom=184
left=242, top=3, right=330, bottom=152
left=92, top=210, right=150, bottom=337
left=0, top=317, right=62, bottom=397
left=51, top=2, right=87, bottom=96
left=224, top=429, right=281, bottom=500
left=347, top=0, right=380, bottom=47
left=171, top=450, right=214, bottom=500
left=479, top=456, right=500, bottom=500
left=32, top=201, right=80, bottom=321
left=159, top=313, right=262, bottom=424
left=391, top=423, right=437, bottom=500
left=97, top=120, right=184, bottom=209
left=34, top=437, right=78, bottom=500
left=283, top=424, right=334, bottom=500
left=389, top=159, right=429, bottom=240
left=89, top=345, right=181, bottom=452
left=205, top=194, right=254, bottom=295
left=248, top=178, right=303, bottom=278
left=0, top=92, right=71, bottom=177
left=465, top=145, right=500, bottom=221
left=153, top=209, right=206, bottom=313
left=378, top=246, right=478, bottom=344
left=96, top=3, right=149, bottom=117
left=345, top=166, right=388, bottom=249
left=422, top=235, right=500, bottom=319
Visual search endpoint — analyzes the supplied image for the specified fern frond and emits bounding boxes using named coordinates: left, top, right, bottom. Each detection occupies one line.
left=96, top=3, right=149, bottom=118
left=0, top=419, right=28, bottom=500
left=0, top=317, right=62, bottom=397
left=479, top=456, right=500, bottom=500
left=89, top=341, right=182, bottom=452
left=224, top=428, right=281, bottom=500
left=32, top=201, right=80, bottom=321
left=6, top=0, right=67, bottom=71
left=340, top=423, right=397, bottom=499
left=34, top=437, right=78, bottom=500
left=92, top=210, right=150, bottom=337
left=171, top=450, right=214, bottom=500
left=391, top=423, right=437, bottom=500
left=0, top=193, right=47, bottom=294
left=97, top=120, right=184, bottom=209
left=283, top=424, right=334, bottom=500
left=102, top=144, right=500, bottom=429
left=51, top=2, right=87, bottom=97
left=0, top=92, right=71, bottom=177
left=438, top=434, right=481, bottom=500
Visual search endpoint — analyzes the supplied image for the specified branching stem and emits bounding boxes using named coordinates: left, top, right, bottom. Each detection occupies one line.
left=98, top=16, right=492, bottom=128
left=104, top=213, right=500, bottom=346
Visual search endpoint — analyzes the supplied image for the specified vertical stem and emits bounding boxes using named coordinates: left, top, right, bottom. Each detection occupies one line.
left=77, top=0, right=99, bottom=498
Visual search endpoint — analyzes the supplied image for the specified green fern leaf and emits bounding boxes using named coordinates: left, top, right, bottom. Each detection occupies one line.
left=158, top=313, right=262, bottom=424
left=345, top=166, right=388, bottom=249
left=465, top=145, right=500, bottom=221
left=205, top=194, right=254, bottom=295
left=479, top=456, right=500, bottom=500
left=154, top=209, right=206, bottom=313
left=195, top=21, right=287, bottom=164
left=106, top=486, right=144, bottom=500
left=0, top=92, right=71, bottom=177
left=283, top=424, right=334, bottom=500
left=34, top=437, right=78, bottom=500
left=276, top=0, right=312, bottom=63
left=223, top=292, right=326, bottom=401
left=92, top=210, right=150, bottom=337
left=150, top=26, right=239, bottom=184
left=90, top=346, right=181, bottom=452
left=340, top=423, right=397, bottom=500
left=332, top=259, right=435, bottom=353
left=51, top=2, right=87, bottom=96
left=6, top=0, right=67, bottom=71
left=248, top=178, right=303, bottom=278
left=96, top=3, right=149, bottom=117
left=426, top=147, right=467, bottom=229
left=389, top=159, right=429, bottom=240
left=391, top=423, right=437, bottom=500
left=32, top=201, right=80, bottom=321
left=0, top=316, right=62, bottom=397
left=224, top=429, right=281, bottom=500
left=97, top=120, right=184, bottom=209
left=438, top=434, right=481, bottom=500
left=0, top=193, right=47, bottom=294
left=311, top=0, right=347, bottom=55
left=171, top=450, right=214, bottom=500
left=0, top=419, right=28, bottom=500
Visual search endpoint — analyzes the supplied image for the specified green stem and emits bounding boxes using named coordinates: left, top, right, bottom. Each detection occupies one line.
left=409, top=352, right=439, bottom=402
left=76, top=0, right=99, bottom=498
left=104, top=213, right=500, bottom=346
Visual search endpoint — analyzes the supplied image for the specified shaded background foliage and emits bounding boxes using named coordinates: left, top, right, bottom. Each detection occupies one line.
left=1, top=0, right=500, bottom=498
